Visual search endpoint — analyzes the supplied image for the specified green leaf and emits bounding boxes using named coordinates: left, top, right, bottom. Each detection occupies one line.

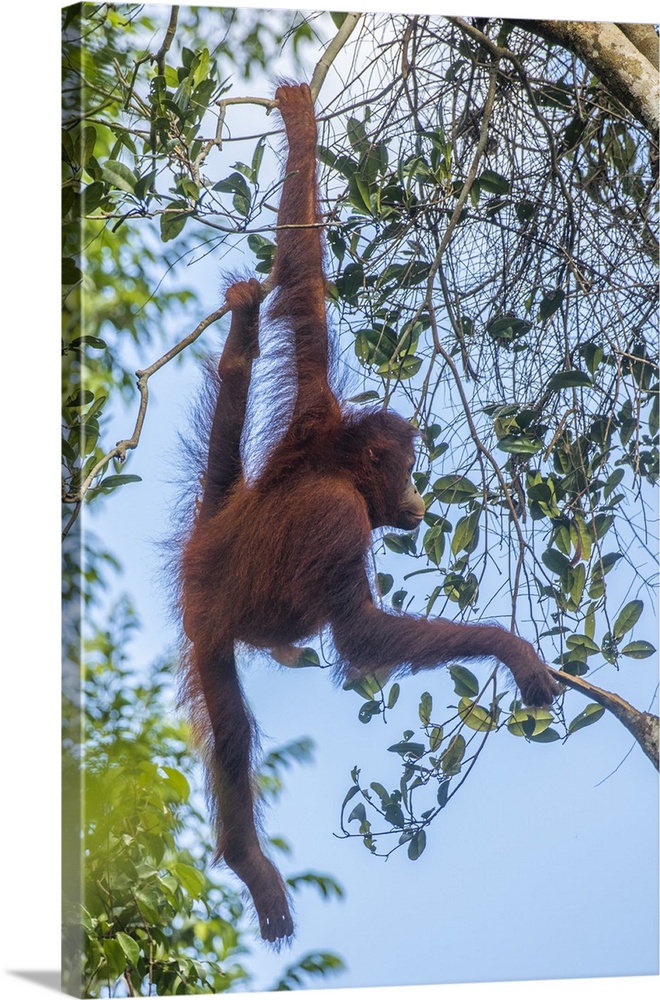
left=213, top=170, right=250, bottom=197
left=347, top=117, right=368, bottom=152
left=384, top=803, right=405, bottom=827
left=161, top=209, right=191, bottom=241
left=566, top=632, right=598, bottom=655
left=348, top=802, right=366, bottom=824
left=358, top=700, right=381, bottom=723
left=115, top=932, right=140, bottom=967
left=603, top=468, right=625, bottom=500
left=272, top=645, right=320, bottom=667
left=429, top=726, right=443, bottom=751
left=457, top=698, right=497, bottom=731
left=162, top=766, right=190, bottom=800
left=318, top=144, right=358, bottom=179
left=528, top=727, right=561, bottom=743
left=546, top=370, right=592, bottom=392
left=377, top=354, right=422, bottom=380
left=407, top=829, right=426, bottom=860
left=343, top=674, right=381, bottom=699
left=568, top=562, right=586, bottom=609
left=515, top=199, right=535, bottom=223
left=418, top=691, right=433, bottom=726
left=613, top=600, right=644, bottom=639
left=370, top=782, right=390, bottom=806
left=387, top=740, right=425, bottom=759
left=103, top=938, right=126, bottom=979
left=433, top=475, right=480, bottom=504
left=479, top=169, right=510, bottom=194
left=448, top=664, right=479, bottom=698
left=134, top=170, right=157, bottom=200
left=77, top=125, right=96, bottom=167
left=538, top=288, right=565, bottom=321
left=349, top=390, right=381, bottom=403
left=542, top=548, right=571, bottom=575
left=62, top=257, right=82, bottom=285
left=97, top=474, right=142, bottom=492
left=440, top=734, right=466, bottom=775
left=507, top=708, right=553, bottom=737
left=497, top=434, right=544, bottom=455
left=171, top=862, right=205, bottom=898
left=102, top=159, right=137, bottom=193
left=384, top=532, right=417, bottom=555
left=620, top=640, right=655, bottom=659
left=82, top=181, right=104, bottom=213
left=536, top=83, right=573, bottom=109
left=341, top=785, right=360, bottom=812
left=348, top=172, right=372, bottom=213
left=387, top=683, right=400, bottom=709
left=298, top=647, right=321, bottom=666
left=568, top=703, right=605, bottom=734
left=423, top=524, right=446, bottom=565
left=487, top=316, right=532, bottom=340
left=437, top=779, right=450, bottom=806
left=451, top=510, right=480, bottom=555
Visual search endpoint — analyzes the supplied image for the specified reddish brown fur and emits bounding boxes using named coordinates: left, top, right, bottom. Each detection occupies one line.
left=179, top=83, right=559, bottom=943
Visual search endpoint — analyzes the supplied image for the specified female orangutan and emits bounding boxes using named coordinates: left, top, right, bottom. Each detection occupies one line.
left=179, top=83, right=559, bottom=943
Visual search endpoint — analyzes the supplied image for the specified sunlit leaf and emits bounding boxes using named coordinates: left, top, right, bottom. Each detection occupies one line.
left=457, top=698, right=497, bottom=731
left=418, top=691, right=433, bottom=726
left=568, top=703, right=605, bottom=734
left=620, top=640, right=655, bottom=659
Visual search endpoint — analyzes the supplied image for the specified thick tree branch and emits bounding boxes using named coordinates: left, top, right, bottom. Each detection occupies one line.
left=512, top=19, right=660, bottom=133
left=550, top=667, right=659, bottom=769
left=617, top=22, right=659, bottom=72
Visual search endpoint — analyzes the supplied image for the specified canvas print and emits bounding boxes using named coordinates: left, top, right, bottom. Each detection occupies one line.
left=62, top=4, right=659, bottom=996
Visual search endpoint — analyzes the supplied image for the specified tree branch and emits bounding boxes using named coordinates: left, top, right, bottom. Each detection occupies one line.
left=550, top=667, right=659, bottom=769
left=62, top=302, right=230, bottom=539
left=310, top=13, right=363, bottom=100
left=617, top=22, right=660, bottom=72
left=154, top=5, right=179, bottom=75
left=511, top=20, right=660, bottom=133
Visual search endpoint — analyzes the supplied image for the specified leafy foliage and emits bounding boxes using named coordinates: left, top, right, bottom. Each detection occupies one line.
left=63, top=600, right=344, bottom=995
left=338, top=664, right=612, bottom=858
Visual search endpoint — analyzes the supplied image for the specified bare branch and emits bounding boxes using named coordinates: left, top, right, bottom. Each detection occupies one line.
left=154, top=5, right=179, bottom=75
left=310, top=13, right=363, bottom=99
